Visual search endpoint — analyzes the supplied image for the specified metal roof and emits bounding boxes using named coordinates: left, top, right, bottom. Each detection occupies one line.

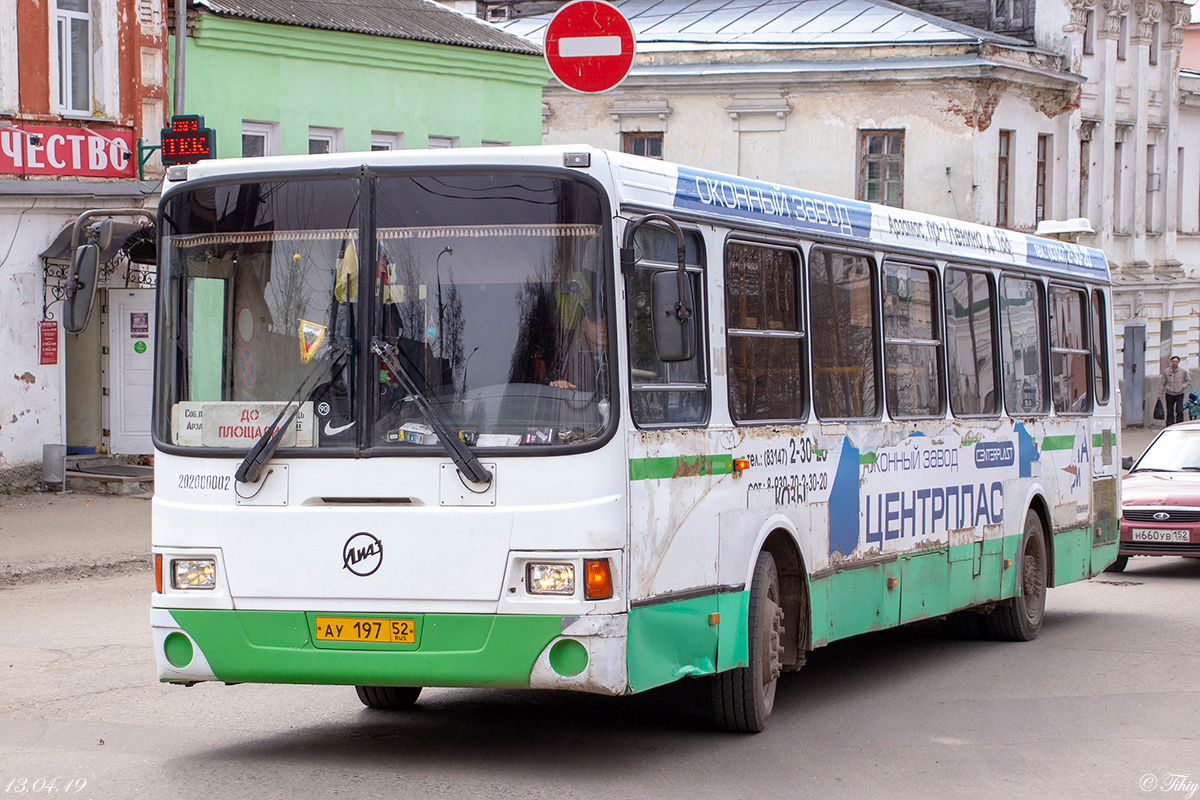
left=495, top=0, right=1032, bottom=50
left=195, top=0, right=543, bottom=55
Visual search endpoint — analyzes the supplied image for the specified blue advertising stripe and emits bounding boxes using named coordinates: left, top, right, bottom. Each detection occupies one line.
left=673, top=166, right=874, bottom=240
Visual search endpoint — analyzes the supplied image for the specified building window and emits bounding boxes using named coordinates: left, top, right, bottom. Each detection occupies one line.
left=725, top=242, right=806, bottom=423
left=481, top=140, right=510, bottom=147
left=1147, top=143, right=1158, bottom=233
left=1036, top=134, right=1051, bottom=224
left=241, top=121, right=279, bottom=158
left=858, top=130, right=904, bottom=207
left=371, top=131, right=402, bottom=151
left=426, top=135, right=458, bottom=149
left=1149, top=22, right=1160, bottom=65
left=883, top=262, right=943, bottom=418
left=622, top=132, right=663, bottom=159
left=809, top=247, right=879, bottom=419
left=994, top=0, right=1024, bottom=28
left=1117, top=16, right=1128, bottom=60
left=1114, top=139, right=1125, bottom=232
left=56, top=0, right=91, bottom=113
left=997, top=130, right=1012, bottom=228
left=1079, top=137, right=1091, bottom=219
left=1178, top=147, right=1185, bottom=231
left=308, top=126, right=342, bottom=154
left=1083, top=10, right=1095, bottom=55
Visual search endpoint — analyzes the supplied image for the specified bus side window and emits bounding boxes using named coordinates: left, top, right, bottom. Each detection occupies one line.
left=1050, top=285, right=1091, bottom=413
left=1000, top=275, right=1049, bottom=415
left=626, top=226, right=708, bottom=426
left=944, top=268, right=999, bottom=416
left=883, top=262, right=943, bottom=418
left=1091, top=289, right=1111, bottom=405
left=808, top=247, right=879, bottom=419
left=725, top=241, right=806, bottom=423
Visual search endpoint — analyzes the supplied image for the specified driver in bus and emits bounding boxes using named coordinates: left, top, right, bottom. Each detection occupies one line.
left=549, top=303, right=607, bottom=394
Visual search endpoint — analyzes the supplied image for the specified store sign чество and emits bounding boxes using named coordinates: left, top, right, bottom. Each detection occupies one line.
left=0, top=125, right=135, bottom=178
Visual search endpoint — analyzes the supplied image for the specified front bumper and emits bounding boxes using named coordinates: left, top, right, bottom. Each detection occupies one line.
left=151, top=606, right=629, bottom=695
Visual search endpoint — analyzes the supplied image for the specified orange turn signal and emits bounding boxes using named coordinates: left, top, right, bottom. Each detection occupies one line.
left=584, top=558, right=613, bottom=600
left=732, top=458, right=750, bottom=472
left=154, top=553, right=163, bottom=593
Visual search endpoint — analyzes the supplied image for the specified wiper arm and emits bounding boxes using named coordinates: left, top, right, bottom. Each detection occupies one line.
left=371, top=336, right=492, bottom=485
left=235, top=342, right=349, bottom=484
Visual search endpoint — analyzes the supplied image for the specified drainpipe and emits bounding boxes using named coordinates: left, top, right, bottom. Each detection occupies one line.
left=174, top=0, right=186, bottom=114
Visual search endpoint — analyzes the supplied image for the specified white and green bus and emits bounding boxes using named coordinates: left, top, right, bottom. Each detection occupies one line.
left=147, top=146, right=1119, bottom=731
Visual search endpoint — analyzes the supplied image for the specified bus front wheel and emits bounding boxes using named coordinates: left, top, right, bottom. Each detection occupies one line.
left=1104, top=555, right=1129, bottom=573
left=355, top=685, right=422, bottom=710
left=984, top=512, right=1047, bottom=642
left=712, top=550, right=785, bottom=732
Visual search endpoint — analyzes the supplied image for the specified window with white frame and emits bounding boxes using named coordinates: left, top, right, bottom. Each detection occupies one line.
left=481, top=140, right=511, bottom=147
left=427, top=135, right=459, bottom=149
left=308, top=126, right=343, bottom=155
left=241, top=120, right=280, bottom=158
left=56, top=0, right=91, bottom=113
left=1035, top=134, right=1051, bottom=224
left=993, top=0, right=1024, bottom=29
left=371, top=131, right=402, bottom=151
left=858, top=130, right=904, bottom=207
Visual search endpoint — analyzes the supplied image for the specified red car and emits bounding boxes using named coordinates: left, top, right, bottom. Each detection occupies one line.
left=1116, top=421, right=1200, bottom=572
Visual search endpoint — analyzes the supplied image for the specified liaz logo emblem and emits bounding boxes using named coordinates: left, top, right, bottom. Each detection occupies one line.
left=343, top=532, right=383, bottom=576
left=1153, top=512, right=1170, bottom=521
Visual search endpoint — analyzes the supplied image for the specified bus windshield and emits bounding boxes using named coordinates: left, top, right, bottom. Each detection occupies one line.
left=156, top=173, right=611, bottom=452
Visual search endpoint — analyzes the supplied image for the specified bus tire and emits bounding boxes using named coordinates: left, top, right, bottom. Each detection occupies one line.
left=711, top=550, right=784, bottom=733
left=355, top=685, right=422, bottom=710
left=984, top=512, right=1047, bottom=642
left=941, top=609, right=987, bottom=639
left=1104, top=555, right=1129, bottom=573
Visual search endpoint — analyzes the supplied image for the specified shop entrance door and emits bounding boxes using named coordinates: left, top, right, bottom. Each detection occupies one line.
left=108, top=289, right=155, bottom=454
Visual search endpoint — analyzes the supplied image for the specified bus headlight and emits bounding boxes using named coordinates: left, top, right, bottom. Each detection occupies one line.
left=526, top=563, right=575, bottom=595
left=172, top=559, right=216, bottom=590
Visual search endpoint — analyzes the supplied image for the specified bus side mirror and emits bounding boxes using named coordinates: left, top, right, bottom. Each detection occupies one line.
left=651, top=270, right=695, bottom=363
left=63, top=244, right=100, bottom=334
left=1121, top=456, right=1134, bottom=471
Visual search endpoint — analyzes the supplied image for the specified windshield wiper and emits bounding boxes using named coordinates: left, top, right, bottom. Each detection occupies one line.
left=235, top=342, right=350, bottom=484
left=371, top=336, right=492, bottom=485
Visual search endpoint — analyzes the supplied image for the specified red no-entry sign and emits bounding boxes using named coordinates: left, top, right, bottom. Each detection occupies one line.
left=544, top=0, right=636, bottom=94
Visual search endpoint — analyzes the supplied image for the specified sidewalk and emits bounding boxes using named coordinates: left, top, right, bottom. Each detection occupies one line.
left=0, top=490, right=151, bottom=586
left=0, top=426, right=1173, bottom=588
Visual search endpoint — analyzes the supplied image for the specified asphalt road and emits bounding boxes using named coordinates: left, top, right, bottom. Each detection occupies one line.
left=0, top=426, right=1193, bottom=799
left=1, top=556, right=1198, bottom=800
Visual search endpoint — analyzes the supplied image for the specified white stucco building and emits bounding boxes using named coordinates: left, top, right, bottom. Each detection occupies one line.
left=498, top=0, right=1197, bottom=425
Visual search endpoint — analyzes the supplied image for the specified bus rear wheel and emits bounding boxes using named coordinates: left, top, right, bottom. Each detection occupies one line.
left=984, top=512, right=1047, bottom=642
left=712, top=550, right=785, bottom=733
left=355, top=685, right=422, bottom=710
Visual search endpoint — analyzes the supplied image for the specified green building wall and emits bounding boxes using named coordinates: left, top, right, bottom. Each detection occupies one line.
left=171, top=14, right=548, bottom=158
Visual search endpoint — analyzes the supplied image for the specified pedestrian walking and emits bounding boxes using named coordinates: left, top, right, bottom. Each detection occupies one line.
left=1187, top=391, right=1200, bottom=421
left=1158, top=355, right=1192, bottom=426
